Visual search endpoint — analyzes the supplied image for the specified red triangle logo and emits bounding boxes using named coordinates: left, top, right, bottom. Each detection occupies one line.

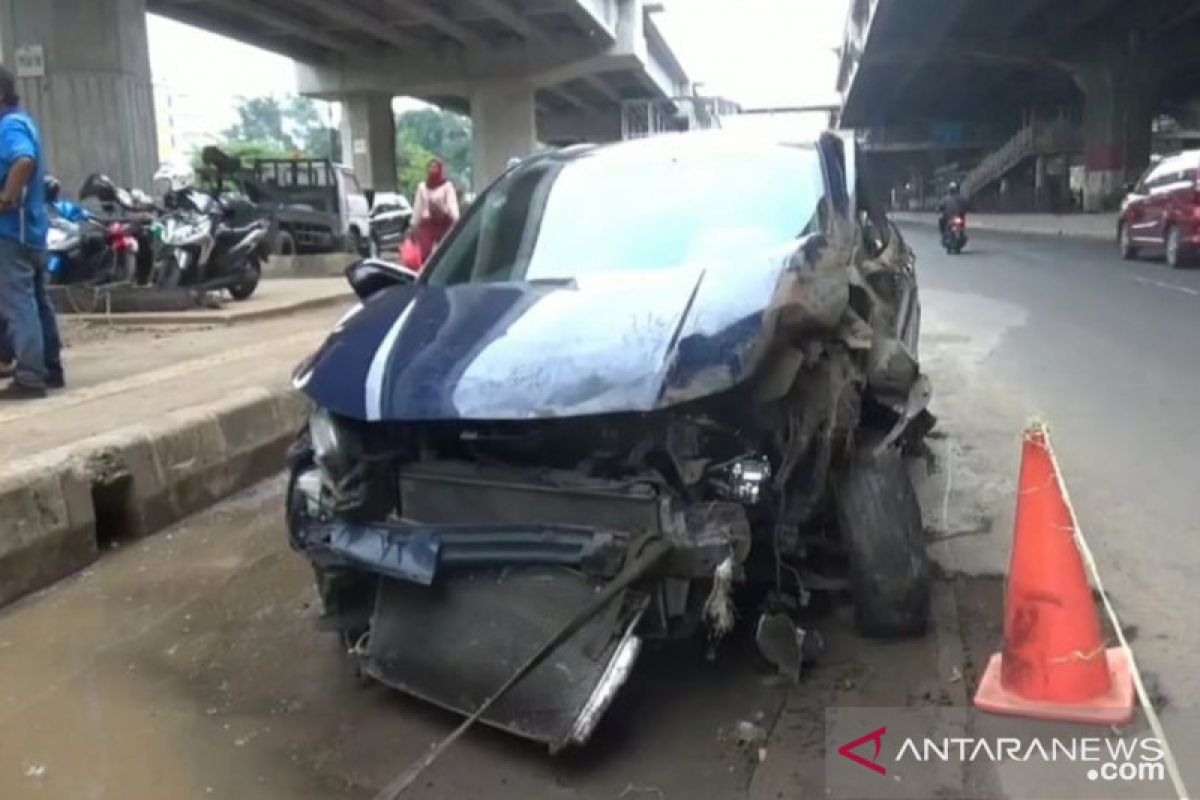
left=838, top=726, right=888, bottom=776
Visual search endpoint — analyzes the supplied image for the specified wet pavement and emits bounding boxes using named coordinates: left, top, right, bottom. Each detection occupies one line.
left=0, top=474, right=985, bottom=800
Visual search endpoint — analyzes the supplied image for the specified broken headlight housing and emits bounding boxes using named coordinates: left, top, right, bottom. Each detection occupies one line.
left=309, top=407, right=357, bottom=483
left=724, top=457, right=772, bottom=505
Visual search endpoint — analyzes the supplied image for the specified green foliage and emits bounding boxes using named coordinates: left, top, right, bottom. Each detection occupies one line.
left=212, top=96, right=470, bottom=197
left=396, top=130, right=438, bottom=197
left=395, top=108, right=472, bottom=194
left=219, top=95, right=339, bottom=160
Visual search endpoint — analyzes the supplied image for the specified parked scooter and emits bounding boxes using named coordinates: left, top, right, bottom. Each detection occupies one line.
left=49, top=174, right=152, bottom=286
left=152, top=163, right=270, bottom=300
left=942, top=215, right=968, bottom=254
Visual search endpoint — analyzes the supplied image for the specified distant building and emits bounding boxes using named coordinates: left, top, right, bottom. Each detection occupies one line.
left=153, top=84, right=224, bottom=165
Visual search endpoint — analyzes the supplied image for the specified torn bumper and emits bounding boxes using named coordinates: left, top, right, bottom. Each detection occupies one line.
left=288, top=461, right=750, bottom=751
left=298, top=517, right=628, bottom=585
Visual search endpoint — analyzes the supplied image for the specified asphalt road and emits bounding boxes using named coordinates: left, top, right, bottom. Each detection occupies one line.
left=906, top=222, right=1200, bottom=776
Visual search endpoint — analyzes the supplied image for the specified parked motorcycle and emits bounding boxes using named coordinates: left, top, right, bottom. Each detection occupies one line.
left=153, top=164, right=270, bottom=300
left=49, top=174, right=153, bottom=286
left=942, top=215, right=967, bottom=254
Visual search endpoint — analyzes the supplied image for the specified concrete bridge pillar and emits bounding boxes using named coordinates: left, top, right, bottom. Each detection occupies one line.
left=339, top=92, right=397, bottom=192
left=470, top=79, right=537, bottom=190
left=0, top=0, right=158, bottom=193
left=1073, top=53, right=1161, bottom=212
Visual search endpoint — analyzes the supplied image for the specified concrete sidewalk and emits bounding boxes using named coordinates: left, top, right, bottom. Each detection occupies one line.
left=0, top=298, right=352, bottom=609
left=891, top=210, right=1119, bottom=241
left=58, top=278, right=349, bottom=326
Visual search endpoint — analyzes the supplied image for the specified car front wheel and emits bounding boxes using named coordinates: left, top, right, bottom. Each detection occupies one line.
left=1119, top=222, right=1138, bottom=260
left=834, top=446, right=931, bottom=638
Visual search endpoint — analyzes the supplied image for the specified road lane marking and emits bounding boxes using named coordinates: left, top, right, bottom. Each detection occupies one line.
left=1134, top=276, right=1200, bottom=296
left=1046, top=432, right=1190, bottom=800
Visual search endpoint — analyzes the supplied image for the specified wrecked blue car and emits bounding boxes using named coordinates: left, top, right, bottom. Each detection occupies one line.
left=285, top=131, right=933, bottom=752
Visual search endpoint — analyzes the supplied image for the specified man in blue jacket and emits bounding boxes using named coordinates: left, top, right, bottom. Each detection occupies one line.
left=0, top=65, right=61, bottom=399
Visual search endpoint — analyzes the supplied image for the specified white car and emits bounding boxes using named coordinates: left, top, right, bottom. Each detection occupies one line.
left=368, top=191, right=413, bottom=255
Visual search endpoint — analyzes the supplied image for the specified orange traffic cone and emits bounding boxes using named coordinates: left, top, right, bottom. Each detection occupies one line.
left=973, top=423, right=1135, bottom=725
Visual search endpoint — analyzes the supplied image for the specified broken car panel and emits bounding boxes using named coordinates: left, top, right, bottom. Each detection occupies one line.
left=287, top=131, right=934, bottom=752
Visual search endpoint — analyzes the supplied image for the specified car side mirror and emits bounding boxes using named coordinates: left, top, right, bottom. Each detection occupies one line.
left=345, top=258, right=417, bottom=301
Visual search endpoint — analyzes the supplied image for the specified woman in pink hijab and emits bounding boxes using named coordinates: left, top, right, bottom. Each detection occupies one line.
left=411, top=158, right=460, bottom=265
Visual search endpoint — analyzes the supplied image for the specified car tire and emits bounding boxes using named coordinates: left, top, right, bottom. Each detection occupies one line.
left=348, top=228, right=369, bottom=257
left=1118, top=222, right=1138, bottom=260
left=276, top=230, right=297, bottom=258
left=1166, top=225, right=1189, bottom=269
left=834, top=446, right=931, bottom=638
left=156, top=252, right=182, bottom=289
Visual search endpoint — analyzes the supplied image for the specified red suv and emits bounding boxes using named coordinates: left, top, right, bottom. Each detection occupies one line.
left=1119, top=150, right=1200, bottom=268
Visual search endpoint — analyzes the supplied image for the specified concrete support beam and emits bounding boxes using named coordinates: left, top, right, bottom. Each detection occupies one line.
left=465, top=0, right=551, bottom=43
left=201, top=0, right=361, bottom=55
left=566, top=0, right=619, bottom=43
left=470, top=79, right=537, bottom=189
left=150, top=2, right=331, bottom=63
left=289, top=0, right=419, bottom=50
left=381, top=0, right=487, bottom=46
left=1073, top=53, right=1162, bottom=212
left=0, top=0, right=159, bottom=193
left=340, top=93, right=398, bottom=191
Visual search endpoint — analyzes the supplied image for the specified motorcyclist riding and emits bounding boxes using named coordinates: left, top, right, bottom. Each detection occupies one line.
left=938, top=181, right=968, bottom=236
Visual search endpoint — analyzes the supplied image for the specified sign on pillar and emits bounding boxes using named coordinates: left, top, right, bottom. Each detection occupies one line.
left=14, top=45, right=45, bottom=78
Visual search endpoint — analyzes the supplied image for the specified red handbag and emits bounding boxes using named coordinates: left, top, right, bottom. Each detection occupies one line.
left=400, top=237, right=423, bottom=271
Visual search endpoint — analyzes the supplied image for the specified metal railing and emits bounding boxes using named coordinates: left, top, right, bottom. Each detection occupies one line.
left=962, top=116, right=1077, bottom=198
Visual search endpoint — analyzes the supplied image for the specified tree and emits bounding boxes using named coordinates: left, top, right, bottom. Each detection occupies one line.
left=221, top=95, right=340, bottom=160
left=223, top=97, right=293, bottom=152
left=395, top=108, right=473, bottom=192
left=396, top=130, right=438, bottom=196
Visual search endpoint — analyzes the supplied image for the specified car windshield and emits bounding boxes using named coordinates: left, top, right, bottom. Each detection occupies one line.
left=425, top=142, right=826, bottom=286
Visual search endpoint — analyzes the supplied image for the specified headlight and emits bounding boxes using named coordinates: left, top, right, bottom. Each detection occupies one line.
left=309, top=408, right=355, bottom=480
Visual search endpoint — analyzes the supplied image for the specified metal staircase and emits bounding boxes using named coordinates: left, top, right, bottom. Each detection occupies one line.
left=962, top=116, right=1077, bottom=198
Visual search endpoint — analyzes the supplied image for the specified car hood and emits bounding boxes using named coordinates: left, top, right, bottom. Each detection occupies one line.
left=297, top=249, right=807, bottom=421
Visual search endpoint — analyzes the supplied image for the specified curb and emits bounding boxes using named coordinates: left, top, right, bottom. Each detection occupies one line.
left=0, top=385, right=308, bottom=609
left=62, top=291, right=349, bottom=327
left=263, top=254, right=355, bottom=280
left=932, top=579, right=970, bottom=707
left=892, top=214, right=1116, bottom=242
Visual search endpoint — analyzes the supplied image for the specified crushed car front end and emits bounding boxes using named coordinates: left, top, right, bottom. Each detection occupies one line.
left=287, top=403, right=773, bottom=750
left=286, top=131, right=934, bottom=752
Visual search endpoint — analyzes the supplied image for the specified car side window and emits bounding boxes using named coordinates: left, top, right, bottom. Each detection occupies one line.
left=1133, top=166, right=1152, bottom=194
left=1145, top=159, right=1183, bottom=192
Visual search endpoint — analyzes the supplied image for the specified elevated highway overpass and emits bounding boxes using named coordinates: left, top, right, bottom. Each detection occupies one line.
left=838, top=0, right=1200, bottom=210
left=1, top=0, right=691, bottom=193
